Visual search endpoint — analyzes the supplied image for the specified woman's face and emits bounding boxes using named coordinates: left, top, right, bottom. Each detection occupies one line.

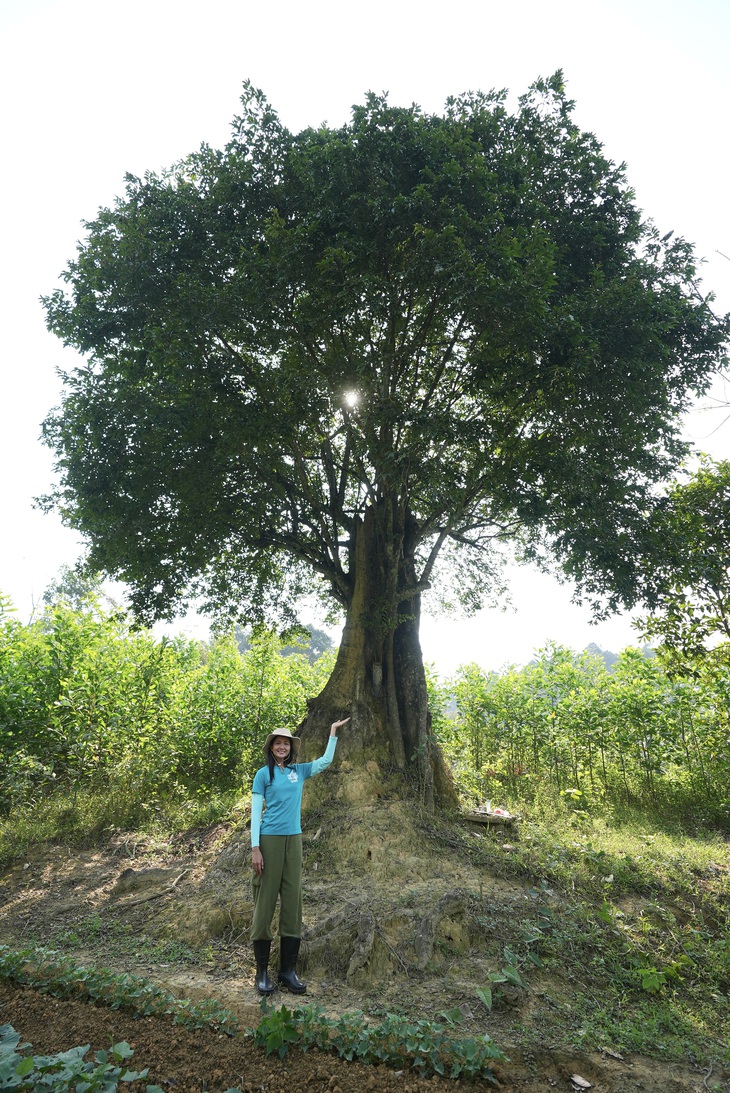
left=272, top=736, right=292, bottom=762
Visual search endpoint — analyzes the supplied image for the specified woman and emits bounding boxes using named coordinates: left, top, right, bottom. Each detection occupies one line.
left=250, top=716, right=350, bottom=994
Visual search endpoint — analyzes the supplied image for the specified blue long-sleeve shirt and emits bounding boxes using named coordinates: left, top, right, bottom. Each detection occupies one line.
left=250, top=736, right=337, bottom=846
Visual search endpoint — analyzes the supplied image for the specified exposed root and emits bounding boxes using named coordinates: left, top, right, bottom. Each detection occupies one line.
left=346, top=912, right=375, bottom=981
left=298, top=886, right=480, bottom=984
left=302, top=904, right=361, bottom=976
left=413, top=888, right=476, bottom=970
left=301, top=902, right=386, bottom=984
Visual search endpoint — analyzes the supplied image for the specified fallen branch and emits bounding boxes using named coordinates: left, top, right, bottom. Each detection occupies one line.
left=122, top=870, right=189, bottom=907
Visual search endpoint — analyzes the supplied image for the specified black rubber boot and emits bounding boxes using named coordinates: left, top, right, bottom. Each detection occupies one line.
left=278, top=936, right=306, bottom=994
left=253, top=939, right=276, bottom=995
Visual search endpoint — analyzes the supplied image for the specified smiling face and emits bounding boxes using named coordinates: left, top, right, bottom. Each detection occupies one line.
left=271, top=736, right=292, bottom=764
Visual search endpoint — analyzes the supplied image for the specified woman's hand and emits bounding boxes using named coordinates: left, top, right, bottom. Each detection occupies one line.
left=330, top=717, right=351, bottom=735
left=252, top=846, right=264, bottom=877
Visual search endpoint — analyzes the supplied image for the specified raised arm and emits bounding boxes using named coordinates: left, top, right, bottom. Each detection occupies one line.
left=309, top=717, right=351, bottom=776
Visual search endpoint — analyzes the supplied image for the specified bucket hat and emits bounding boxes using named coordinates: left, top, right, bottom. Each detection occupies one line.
left=263, top=727, right=301, bottom=758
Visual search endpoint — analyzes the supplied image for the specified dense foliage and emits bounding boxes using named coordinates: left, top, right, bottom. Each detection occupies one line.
left=432, top=642, right=730, bottom=825
left=41, top=74, right=729, bottom=625
left=0, top=594, right=333, bottom=816
left=637, top=458, right=730, bottom=657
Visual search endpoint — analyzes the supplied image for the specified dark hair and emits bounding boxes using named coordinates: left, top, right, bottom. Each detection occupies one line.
left=265, top=739, right=294, bottom=784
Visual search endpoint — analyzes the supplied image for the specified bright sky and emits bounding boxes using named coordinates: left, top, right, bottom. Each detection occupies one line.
left=1, top=0, right=729, bottom=674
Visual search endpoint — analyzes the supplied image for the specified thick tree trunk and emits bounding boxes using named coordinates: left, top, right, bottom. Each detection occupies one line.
left=299, top=504, right=457, bottom=810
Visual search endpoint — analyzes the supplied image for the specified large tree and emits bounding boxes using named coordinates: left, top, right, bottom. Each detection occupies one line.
left=42, top=75, right=729, bottom=806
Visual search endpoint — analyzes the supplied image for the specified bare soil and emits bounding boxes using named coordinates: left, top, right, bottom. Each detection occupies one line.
left=0, top=792, right=724, bottom=1093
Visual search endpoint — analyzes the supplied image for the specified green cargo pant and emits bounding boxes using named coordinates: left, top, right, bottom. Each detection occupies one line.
left=251, top=833, right=303, bottom=941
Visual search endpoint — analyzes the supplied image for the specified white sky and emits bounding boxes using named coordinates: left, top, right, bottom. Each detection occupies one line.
left=1, top=0, right=729, bottom=675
